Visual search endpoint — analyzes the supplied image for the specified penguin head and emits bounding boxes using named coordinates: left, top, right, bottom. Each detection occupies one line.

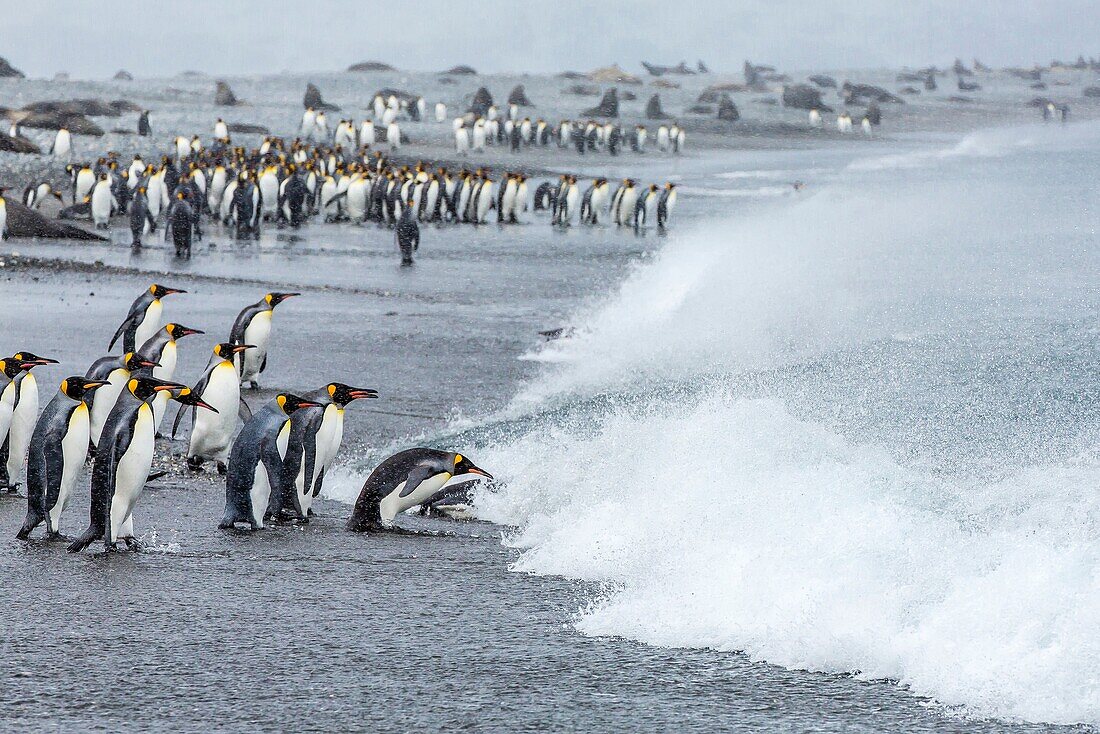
left=150, top=284, right=186, bottom=299
left=123, top=352, right=160, bottom=371
left=1, top=353, right=55, bottom=378
left=170, top=386, right=218, bottom=412
left=275, top=393, right=322, bottom=415
left=451, top=453, right=492, bottom=480
left=127, top=376, right=184, bottom=401
left=326, top=382, right=379, bottom=406
left=60, top=377, right=110, bottom=401
left=213, top=342, right=253, bottom=360
left=9, top=352, right=58, bottom=369
left=264, top=292, right=299, bottom=308
left=165, top=323, right=204, bottom=340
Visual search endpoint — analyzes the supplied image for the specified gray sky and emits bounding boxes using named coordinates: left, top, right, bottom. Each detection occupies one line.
left=3, top=0, right=1098, bottom=78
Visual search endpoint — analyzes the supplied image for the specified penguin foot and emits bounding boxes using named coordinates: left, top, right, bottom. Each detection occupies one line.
left=187, top=456, right=205, bottom=472
left=123, top=537, right=144, bottom=551
left=216, top=462, right=228, bottom=476
left=249, top=381, right=260, bottom=390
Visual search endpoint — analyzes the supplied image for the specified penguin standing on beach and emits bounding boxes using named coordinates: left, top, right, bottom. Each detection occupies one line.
left=0, top=353, right=58, bottom=491
left=137, top=110, right=151, bottom=136
left=0, top=188, right=7, bottom=240
left=174, top=342, right=253, bottom=474
left=68, top=377, right=212, bottom=552
left=90, top=174, right=114, bottom=229
left=634, top=184, right=660, bottom=228
left=219, top=393, right=321, bottom=530
left=51, top=127, right=72, bottom=160
left=84, top=351, right=161, bottom=449
left=346, top=449, right=492, bottom=531
left=657, top=183, right=677, bottom=228
left=396, top=197, right=420, bottom=265
left=166, top=191, right=194, bottom=258
left=109, top=284, right=187, bottom=354
left=138, top=323, right=205, bottom=432
left=128, top=186, right=156, bottom=247
left=229, top=292, right=299, bottom=389
left=282, top=383, right=378, bottom=518
left=16, top=376, right=109, bottom=540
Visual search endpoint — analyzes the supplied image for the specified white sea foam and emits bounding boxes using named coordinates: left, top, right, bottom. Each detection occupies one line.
left=475, top=394, right=1100, bottom=724
left=470, top=124, right=1100, bottom=724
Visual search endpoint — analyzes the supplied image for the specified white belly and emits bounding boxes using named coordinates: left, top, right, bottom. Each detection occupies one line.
left=241, top=311, right=272, bottom=381
left=379, top=471, right=452, bottom=524
left=89, top=368, right=128, bottom=446
left=153, top=340, right=176, bottom=380
left=135, top=300, right=163, bottom=352
left=109, top=404, right=155, bottom=542
left=50, top=403, right=90, bottom=532
left=7, top=374, right=39, bottom=481
left=250, top=461, right=271, bottom=527
left=189, top=363, right=240, bottom=462
left=91, top=186, right=112, bottom=224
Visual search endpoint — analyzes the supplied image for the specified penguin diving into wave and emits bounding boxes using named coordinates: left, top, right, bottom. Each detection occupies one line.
left=17, top=377, right=110, bottom=540
left=346, top=449, right=492, bottom=532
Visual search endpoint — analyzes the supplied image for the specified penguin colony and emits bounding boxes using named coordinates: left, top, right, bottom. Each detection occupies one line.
left=3, top=285, right=491, bottom=552
left=12, top=103, right=681, bottom=260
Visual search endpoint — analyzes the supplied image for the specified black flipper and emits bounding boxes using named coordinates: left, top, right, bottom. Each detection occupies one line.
left=170, top=403, right=189, bottom=440
left=398, top=464, right=439, bottom=498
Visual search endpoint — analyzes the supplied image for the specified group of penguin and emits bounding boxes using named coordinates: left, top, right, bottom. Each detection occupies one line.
left=808, top=108, right=875, bottom=134
left=453, top=113, right=687, bottom=157
left=536, top=175, right=677, bottom=228
left=3, top=284, right=491, bottom=552
left=11, top=117, right=678, bottom=263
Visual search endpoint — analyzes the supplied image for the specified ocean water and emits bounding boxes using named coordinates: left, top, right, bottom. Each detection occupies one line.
left=366, top=121, right=1100, bottom=725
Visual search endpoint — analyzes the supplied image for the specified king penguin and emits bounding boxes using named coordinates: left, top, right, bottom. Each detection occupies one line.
left=68, top=377, right=212, bottom=552
left=396, top=198, right=420, bottom=265
left=346, top=449, right=492, bottom=531
left=17, top=377, right=109, bottom=539
left=84, top=351, right=160, bottom=449
left=174, top=342, right=254, bottom=474
left=219, top=393, right=321, bottom=530
left=0, top=352, right=59, bottom=491
left=282, top=383, right=378, bottom=519
left=51, top=127, right=72, bottom=160
left=229, top=292, right=299, bottom=389
left=138, top=323, right=205, bottom=433
left=108, top=284, right=187, bottom=354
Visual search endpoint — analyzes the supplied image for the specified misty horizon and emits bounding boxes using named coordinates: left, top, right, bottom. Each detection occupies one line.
left=4, top=0, right=1100, bottom=79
